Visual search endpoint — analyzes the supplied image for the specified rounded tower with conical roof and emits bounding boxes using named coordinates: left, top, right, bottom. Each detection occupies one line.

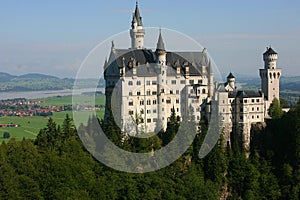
left=130, top=1, right=145, bottom=49
left=227, top=72, right=235, bottom=90
left=156, top=29, right=166, bottom=65
left=259, top=46, right=282, bottom=109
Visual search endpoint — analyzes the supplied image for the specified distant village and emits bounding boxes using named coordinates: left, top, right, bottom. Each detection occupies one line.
left=0, top=98, right=68, bottom=118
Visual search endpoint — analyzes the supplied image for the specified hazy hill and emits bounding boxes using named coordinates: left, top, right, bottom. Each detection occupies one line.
left=0, top=72, right=103, bottom=92
left=0, top=72, right=17, bottom=82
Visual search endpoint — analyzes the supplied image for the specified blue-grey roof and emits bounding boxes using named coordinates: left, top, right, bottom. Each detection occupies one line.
left=263, top=47, right=277, bottom=55
left=228, top=90, right=262, bottom=98
left=227, top=72, right=235, bottom=79
left=105, top=48, right=210, bottom=77
left=156, top=31, right=165, bottom=51
left=132, top=2, right=143, bottom=27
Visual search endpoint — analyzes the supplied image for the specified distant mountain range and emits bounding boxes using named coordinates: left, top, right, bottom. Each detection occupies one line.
left=0, top=72, right=59, bottom=82
left=0, top=72, right=104, bottom=92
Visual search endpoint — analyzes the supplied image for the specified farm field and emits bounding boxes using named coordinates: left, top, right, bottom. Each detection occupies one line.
left=0, top=94, right=105, bottom=143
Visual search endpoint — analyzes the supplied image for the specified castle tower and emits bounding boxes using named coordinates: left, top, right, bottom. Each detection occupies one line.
left=227, top=72, right=235, bottom=91
left=155, top=30, right=167, bottom=130
left=259, top=46, right=281, bottom=103
left=130, top=1, right=145, bottom=49
left=156, top=29, right=166, bottom=65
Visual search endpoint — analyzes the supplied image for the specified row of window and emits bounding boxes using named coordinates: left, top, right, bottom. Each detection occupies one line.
left=129, top=98, right=180, bottom=106
left=223, top=115, right=261, bottom=121
left=225, top=107, right=261, bottom=112
left=129, top=107, right=180, bottom=115
left=227, top=98, right=261, bottom=104
left=128, top=79, right=204, bottom=86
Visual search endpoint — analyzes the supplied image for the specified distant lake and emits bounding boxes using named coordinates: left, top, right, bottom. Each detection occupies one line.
left=0, top=88, right=105, bottom=100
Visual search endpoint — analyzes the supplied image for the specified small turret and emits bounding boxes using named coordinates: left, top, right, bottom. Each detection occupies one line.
left=263, top=46, right=278, bottom=69
left=227, top=72, right=235, bottom=90
left=156, top=29, right=166, bottom=65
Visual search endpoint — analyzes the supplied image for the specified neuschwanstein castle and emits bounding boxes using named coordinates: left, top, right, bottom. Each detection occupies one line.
left=104, top=2, right=281, bottom=150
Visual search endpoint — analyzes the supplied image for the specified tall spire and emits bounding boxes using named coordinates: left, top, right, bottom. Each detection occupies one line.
left=132, top=1, right=142, bottom=27
left=156, top=28, right=165, bottom=51
left=130, top=1, right=145, bottom=49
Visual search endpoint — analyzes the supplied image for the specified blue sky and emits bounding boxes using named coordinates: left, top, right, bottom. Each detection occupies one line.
left=1, top=0, right=300, bottom=78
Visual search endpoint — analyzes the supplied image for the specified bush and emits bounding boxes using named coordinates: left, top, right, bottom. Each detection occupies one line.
left=3, top=132, right=10, bottom=139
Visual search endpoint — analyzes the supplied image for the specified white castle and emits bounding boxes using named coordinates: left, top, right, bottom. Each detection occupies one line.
left=104, top=2, right=281, bottom=150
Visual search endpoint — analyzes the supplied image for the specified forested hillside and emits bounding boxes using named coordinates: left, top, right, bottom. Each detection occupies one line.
left=0, top=102, right=299, bottom=199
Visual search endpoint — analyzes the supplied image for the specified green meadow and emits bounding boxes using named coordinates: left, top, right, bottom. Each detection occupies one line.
left=0, top=94, right=105, bottom=143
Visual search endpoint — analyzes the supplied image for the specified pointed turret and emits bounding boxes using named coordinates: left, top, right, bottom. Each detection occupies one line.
left=133, top=1, right=142, bottom=26
left=155, top=29, right=167, bottom=65
left=156, top=29, right=165, bottom=51
left=227, top=72, right=235, bottom=90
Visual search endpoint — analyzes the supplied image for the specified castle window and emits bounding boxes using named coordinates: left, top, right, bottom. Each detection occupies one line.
left=252, top=99, right=255, bottom=103
left=244, top=100, right=247, bottom=103
left=152, top=91, right=157, bottom=95
left=202, top=89, right=206, bottom=94
left=140, top=109, right=144, bottom=114
left=171, top=80, right=176, bottom=85
left=180, top=80, right=185, bottom=84
left=153, top=109, right=157, bottom=113
left=257, top=115, right=259, bottom=119
left=257, top=107, right=259, bottom=111
left=146, top=90, right=151, bottom=96
left=129, top=100, right=133, bottom=106
left=252, top=107, right=254, bottom=111
left=153, top=99, right=157, bottom=105
left=129, top=91, right=133, bottom=96
left=256, top=99, right=259, bottom=103
left=153, top=118, right=157, bottom=122
left=137, top=91, right=141, bottom=96
left=198, top=79, right=202, bottom=84
left=146, top=80, right=151, bottom=85
left=176, top=99, right=179, bottom=104
left=140, top=100, right=144, bottom=105
left=140, top=118, right=144, bottom=123
left=176, top=90, right=180, bottom=94
left=252, top=115, right=254, bottom=119
left=129, top=110, right=134, bottom=115
left=190, top=89, right=194, bottom=94
left=166, top=98, right=171, bottom=104
left=147, top=110, right=151, bottom=114
left=170, top=90, right=173, bottom=94
left=146, top=99, right=151, bottom=105
left=162, top=99, right=164, bottom=103
left=128, top=81, right=133, bottom=86
left=177, top=108, right=179, bottom=112
left=189, top=80, right=194, bottom=84
left=152, top=81, right=157, bottom=85
left=137, top=80, right=141, bottom=85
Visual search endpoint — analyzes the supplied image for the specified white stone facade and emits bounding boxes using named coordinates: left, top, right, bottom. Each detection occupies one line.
left=104, top=2, right=281, bottom=150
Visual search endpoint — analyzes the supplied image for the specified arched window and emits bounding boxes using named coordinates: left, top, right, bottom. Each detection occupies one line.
left=128, top=99, right=133, bottom=106
left=140, top=100, right=144, bottom=105
left=166, top=98, right=171, bottom=104
left=202, top=89, right=206, bottom=94
left=146, top=99, right=151, bottom=105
